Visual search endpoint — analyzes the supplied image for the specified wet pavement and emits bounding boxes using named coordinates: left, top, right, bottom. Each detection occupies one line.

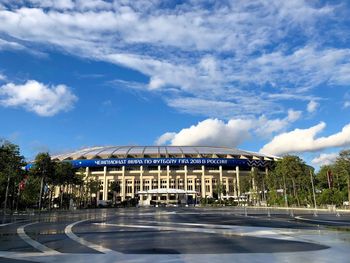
left=0, top=207, right=349, bottom=262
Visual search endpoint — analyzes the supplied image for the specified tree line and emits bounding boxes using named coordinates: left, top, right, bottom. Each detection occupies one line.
left=240, top=150, right=350, bottom=208
left=0, top=140, right=104, bottom=213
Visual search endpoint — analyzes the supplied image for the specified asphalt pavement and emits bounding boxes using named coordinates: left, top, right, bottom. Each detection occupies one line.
left=0, top=207, right=349, bottom=262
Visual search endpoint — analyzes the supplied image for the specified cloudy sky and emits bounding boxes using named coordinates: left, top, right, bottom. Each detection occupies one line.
left=0, top=0, right=350, bottom=167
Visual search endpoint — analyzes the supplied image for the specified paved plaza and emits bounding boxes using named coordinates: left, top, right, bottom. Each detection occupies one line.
left=0, top=207, right=350, bottom=262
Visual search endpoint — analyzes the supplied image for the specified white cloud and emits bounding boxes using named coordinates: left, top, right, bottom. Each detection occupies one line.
left=156, top=110, right=300, bottom=147
left=0, top=80, right=77, bottom=116
left=0, top=1, right=346, bottom=119
left=307, top=100, right=319, bottom=113
left=311, top=153, right=338, bottom=166
left=0, top=38, right=47, bottom=57
left=155, top=132, right=177, bottom=146
left=166, top=97, right=281, bottom=119
left=260, top=122, right=350, bottom=155
left=0, top=38, right=25, bottom=50
left=255, top=109, right=302, bottom=137
left=0, top=74, right=5, bottom=81
left=344, top=101, right=350, bottom=108
left=157, top=118, right=254, bottom=147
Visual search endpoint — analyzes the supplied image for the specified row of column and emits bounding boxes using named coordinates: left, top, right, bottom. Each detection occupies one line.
left=86, top=165, right=258, bottom=201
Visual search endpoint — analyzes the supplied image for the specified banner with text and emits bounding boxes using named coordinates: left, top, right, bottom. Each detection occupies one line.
left=69, top=158, right=268, bottom=168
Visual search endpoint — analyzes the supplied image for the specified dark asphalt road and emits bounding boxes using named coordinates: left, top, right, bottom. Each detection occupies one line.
left=0, top=207, right=349, bottom=262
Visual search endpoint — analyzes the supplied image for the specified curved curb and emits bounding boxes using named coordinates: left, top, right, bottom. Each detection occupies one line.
left=17, top=222, right=60, bottom=254
left=65, top=219, right=119, bottom=254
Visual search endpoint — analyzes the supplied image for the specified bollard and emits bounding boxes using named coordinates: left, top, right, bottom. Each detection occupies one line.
left=244, top=206, right=247, bottom=217
left=290, top=209, right=294, bottom=217
left=267, top=208, right=271, bottom=218
left=313, top=209, right=318, bottom=217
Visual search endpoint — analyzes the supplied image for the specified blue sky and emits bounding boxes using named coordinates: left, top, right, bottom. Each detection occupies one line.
left=0, top=0, right=350, bottom=167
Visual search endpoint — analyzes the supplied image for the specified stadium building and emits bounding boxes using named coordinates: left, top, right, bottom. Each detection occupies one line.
left=52, top=146, right=278, bottom=206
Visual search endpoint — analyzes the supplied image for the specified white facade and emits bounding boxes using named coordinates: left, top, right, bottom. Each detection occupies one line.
left=53, top=146, right=277, bottom=204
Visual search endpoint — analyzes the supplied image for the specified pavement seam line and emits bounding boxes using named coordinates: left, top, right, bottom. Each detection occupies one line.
left=294, top=216, right=350, bottom=225
left=65, top=218, right=118, bottom=254
left=17, top=222, right=60, bottom=255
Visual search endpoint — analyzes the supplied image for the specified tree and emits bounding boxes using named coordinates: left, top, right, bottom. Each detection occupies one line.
left=0, top=140, right=25, bottom=214
left=30, top=153, right=55, bottom=210
left=109, top=181, right=120, bottom=204
left=268, top=155, right=311, bottom=207
left=54, top=161, right=76, bottom=209
left=213, top=182, right=224, bottom=204
left=20, top=176, right=41, bottom=208
left=318, top=189, right=343, bottom=206
left=334, top=150, right=350, bottom=204
left=249, top=168, right=262, bottom=205
left=86, top=179, right=102, bottom=207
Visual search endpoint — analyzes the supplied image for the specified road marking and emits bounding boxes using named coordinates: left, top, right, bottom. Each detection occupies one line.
left=0, top=219, right=30, bottom=227
left=0, top=222, right=16, bottom=227
left=65, top=219, right=118, bottom=254
left=295, top=216, right=350, bottom=225
left=95, top=222, right=302, bottom=241
left=17, top=222, right=60, bottom=255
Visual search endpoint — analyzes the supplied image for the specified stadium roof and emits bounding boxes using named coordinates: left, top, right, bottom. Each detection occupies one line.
left=52, top=146, right=278, bottom=161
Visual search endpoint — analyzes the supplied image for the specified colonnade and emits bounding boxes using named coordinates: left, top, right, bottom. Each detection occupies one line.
left=83, top=165, right=268, bottom=201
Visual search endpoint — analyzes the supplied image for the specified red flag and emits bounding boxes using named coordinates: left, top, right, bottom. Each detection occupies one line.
left=19, top=175, right=28, bottom=191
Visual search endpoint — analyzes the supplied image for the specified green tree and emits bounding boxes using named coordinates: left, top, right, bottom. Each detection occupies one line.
left=54, top=161, right=76, bottom=209
left=268, top=155, right=311, bottom=207
left=86, top=179, right=102, bottom=207
left=318, top=189, right=343, bottom=206
left=334, top=150, right=350, bottom=204
left=249, top=168, right=263, bottom=205
left=316, top=165, right=335, bottom=190
left=30, top=153, right=55, bottom=210
left=20, top=176, right=41, bottom=208
left=109, top=181, right=120, bottom=204
left=0, top=140, right=25, bottom=214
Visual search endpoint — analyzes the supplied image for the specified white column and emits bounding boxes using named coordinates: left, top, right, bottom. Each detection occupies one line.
left=233, top=176, right=237, bottom=196
left=167, top=165, right=170, bottom=201
left=121, top=166, right=125, bottom=201
left=167, top=165, right=170, bottom=189
left=140, top=166, right=144, bottom=192
left=184, top=165, right=188, bottom=191
left=158, top=165, right=161, bottom=200
left=251, top=167, right=256, bottom=191
left=236, top=166, right=240, bottom=196
left=219, top=165, right=223, bottom=199
left=103, top=166, right=107, bottom=200
left=225, top=178, right=229, bottom=195
left=131, top=176, right=135, bottom=198
left=219, top=165, right=223, bottom=183
left=85, top=167, right=90, bottom=180
left=85, top=167, right=90, bottom=198
left=158, top=165, right=161, bottom=188
left=209, top=177, right=213, bottom=197
left=251, top=167, right=257, bottom=205
left=201, top=165, right=205, bottom=198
